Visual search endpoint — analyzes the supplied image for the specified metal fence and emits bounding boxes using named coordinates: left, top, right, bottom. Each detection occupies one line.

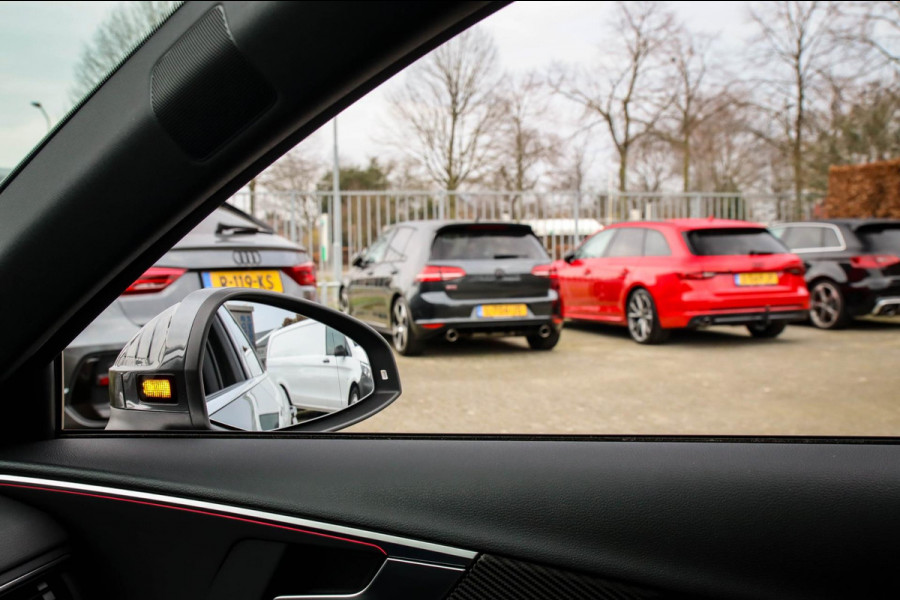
left=229, top=189, right=820, bottom=277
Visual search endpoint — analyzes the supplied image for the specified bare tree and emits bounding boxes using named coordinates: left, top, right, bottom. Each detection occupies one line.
left=258, top=145, right=324, bottom=232
left=652, top=30, right=734, bottom=191
left=748, top=1, right=843, bottom=217
left=386, top=27, right=504, bottom=191
left=492, top=72, right=560, bottom=194
left=71, top=1, right=179, bottom=101
left=550, top=1, right=676, bottom=192
left=835, top=1, right=900, bottom=71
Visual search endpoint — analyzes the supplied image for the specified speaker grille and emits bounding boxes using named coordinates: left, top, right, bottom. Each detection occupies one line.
left=446, top=555, right=661, bottom=600
left=151, top=6, right=275, bottom=159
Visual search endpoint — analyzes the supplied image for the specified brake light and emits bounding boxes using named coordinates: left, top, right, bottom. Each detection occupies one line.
left=785, top=265, right=805, bottom=276
left=123, top=267, right=186, bottom=295
left=680, top=271, right=717, bottom=280
left=282, top=262, right=317, bottom=287
left=531, top=264, right=558, bottom=279
left=415, top=265, right=466, bottom=282
left=850, top=255, right=900, bottom=269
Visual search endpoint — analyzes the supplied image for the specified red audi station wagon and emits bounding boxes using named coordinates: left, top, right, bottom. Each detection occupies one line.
left=554, top=219, right=810, bottom=344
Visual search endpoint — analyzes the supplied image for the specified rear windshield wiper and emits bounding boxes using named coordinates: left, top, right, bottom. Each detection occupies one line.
left=493, top=254, right=526, bottom=259
left=748, top=250, right=775, bottom=256
left=216, top=223, right=273, bottom=235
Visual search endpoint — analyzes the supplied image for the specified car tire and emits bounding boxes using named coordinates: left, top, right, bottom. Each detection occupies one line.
left=526, top=326, right=560, bottom=350
left=626, top=288, right=669, bottom=345
left=391, top=297, right=423, bottom=356
left=809, top=279, right=850, bottom=330
left=348, top=384, right=360, bottom=406
left=746, top=322, right=787, bottom=338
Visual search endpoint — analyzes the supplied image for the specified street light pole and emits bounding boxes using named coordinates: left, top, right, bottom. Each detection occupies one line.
left=331, top=117, right=342, bottom=293
left=30, top=101, right=51, bottom=132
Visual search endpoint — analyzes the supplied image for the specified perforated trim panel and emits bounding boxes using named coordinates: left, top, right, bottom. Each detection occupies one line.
left=151, top=5, right=276, bottom=158
left=446, top=555, right=662, bottom=600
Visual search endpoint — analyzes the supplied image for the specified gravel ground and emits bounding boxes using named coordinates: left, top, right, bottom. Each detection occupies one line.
left=349, top=318, right=900, bottom=436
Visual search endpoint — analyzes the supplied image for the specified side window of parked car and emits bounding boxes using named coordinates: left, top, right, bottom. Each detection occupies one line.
left=575, top=228, right=616, bottom=259
left=643, top=230, right=671, bottom=257
left=325, top=327, right=347, bottom=356
left=364, top=231, right=393, bottom=264
left=384, top=226, right=414, bottom=262
left=606, top=228, right=645, bottom=258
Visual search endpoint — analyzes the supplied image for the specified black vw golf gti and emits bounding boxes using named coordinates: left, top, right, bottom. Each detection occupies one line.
left=341, top=221, right=562, bottom=355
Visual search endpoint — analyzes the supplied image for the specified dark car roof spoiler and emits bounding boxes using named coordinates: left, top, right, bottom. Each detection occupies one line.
left=221, top=201, right=275, bottom=233
left=434, top=221, right=536, bottom=236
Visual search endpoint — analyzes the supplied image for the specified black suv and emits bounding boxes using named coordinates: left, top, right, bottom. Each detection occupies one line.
left=340, top=221, right=562, bottom=355
left=771, top=219, right=900, bottom=328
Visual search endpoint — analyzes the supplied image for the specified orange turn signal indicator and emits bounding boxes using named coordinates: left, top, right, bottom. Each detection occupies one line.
left=138, top=376, right=176, bottom=402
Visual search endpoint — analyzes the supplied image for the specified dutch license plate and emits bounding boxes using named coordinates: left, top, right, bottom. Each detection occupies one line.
left=477, top=304, right=528, bottom=318
left=735, top=272, right=778, bottom=286
left=202, top=270, right=284, bottom=292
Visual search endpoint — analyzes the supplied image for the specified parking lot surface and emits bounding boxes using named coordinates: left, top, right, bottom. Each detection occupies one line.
left=350, top=319, right=900, bottom=436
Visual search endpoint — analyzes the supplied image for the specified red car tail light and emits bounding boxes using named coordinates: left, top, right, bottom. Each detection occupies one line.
left=680, top=271, right=717, bottom=280
left=785, top=265, right=805, bottom=276
left=123, top=267, right=186, bottom=295
left=850, top=255, right=900, bottom=269
left=283, top=262, right=317, bottom=286
left=415, top=265, right=466, bottom=282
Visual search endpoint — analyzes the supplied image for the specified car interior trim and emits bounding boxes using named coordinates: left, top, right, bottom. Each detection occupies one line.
left=0, top=552, right=68, bottom=595
left=0, top=474, right=476, bottom=562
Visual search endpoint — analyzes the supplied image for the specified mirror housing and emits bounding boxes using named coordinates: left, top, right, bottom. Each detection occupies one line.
left=351, top=252, right=366, bottom=268
left=333, top=344, right=349, bottom=358
left=563, top=252, right=576, bottom=264
left=106, top=288, right=401, bottom=432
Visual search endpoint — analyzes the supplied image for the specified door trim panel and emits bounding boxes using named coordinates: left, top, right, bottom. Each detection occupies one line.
left=0, top=474, right=476, bottom=565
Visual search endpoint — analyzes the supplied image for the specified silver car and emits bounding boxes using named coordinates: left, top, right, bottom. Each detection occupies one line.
left=64, top=204, right=317, bottom=428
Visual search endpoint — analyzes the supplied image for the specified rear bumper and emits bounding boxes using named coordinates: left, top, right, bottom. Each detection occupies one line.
left=686, top=308, right=809, bottom=328
left=846, top=276, right=900, bottom=317
left=870, top=297, right=900, bottom=317
left=410, top=290, right=559, bottom=338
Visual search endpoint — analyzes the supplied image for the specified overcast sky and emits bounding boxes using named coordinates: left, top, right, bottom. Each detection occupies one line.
left=0, top=1, right=758, bottom=177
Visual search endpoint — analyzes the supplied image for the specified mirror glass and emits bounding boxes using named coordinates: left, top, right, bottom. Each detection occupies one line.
left=203, top=301, right=374, bottom=431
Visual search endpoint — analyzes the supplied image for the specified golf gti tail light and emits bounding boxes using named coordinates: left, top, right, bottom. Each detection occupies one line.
left=850, top=255, right=900, bottom=269
left=415, top=265, right=466, bottom=282
left=123, top=267, right=187, bottom=295
left=530, top=264, right=557, bottom=279
left=283, top=262, right=317, bottom=286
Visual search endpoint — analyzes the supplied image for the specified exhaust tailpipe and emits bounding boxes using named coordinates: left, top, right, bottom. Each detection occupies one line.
left=538, top=324, right=552, bottom=339
left=445, top=329, right=459, bottom=343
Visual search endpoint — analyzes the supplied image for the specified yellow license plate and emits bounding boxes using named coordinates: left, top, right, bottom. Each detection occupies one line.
left=478, top=304, right=528, bottom=318
left=735, top=272, right=779, bottom=286
left=203, top=270, right=283, bottom=292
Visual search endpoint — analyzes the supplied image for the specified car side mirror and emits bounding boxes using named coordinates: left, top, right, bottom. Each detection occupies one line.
left=105, top=288, right=400, bottom=432
left=564, top=252, right=576, bottom=264
left=351, top=253, right=366, bottom=268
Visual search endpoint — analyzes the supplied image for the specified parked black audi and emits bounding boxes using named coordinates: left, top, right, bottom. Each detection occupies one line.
left=341, top=221, right=562, bottom=355
left=771, top=219, right=900, bottom=328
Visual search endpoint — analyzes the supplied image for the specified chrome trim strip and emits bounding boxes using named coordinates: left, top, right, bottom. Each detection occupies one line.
left=872, top=297, right=900, bottom=316
left=273, top=558, right=465, bottom=600
left=0, top=474, right=476, bottom=560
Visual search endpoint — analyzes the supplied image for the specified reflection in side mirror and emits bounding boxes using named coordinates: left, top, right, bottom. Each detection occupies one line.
left=106, top=288, right=399, bottom=433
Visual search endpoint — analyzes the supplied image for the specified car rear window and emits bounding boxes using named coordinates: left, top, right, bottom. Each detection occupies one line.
left=684, top=228, right=788, bottom=256
left=430, top=228, right=548, bottom=260
left=857, top=225, right=900, bottom=253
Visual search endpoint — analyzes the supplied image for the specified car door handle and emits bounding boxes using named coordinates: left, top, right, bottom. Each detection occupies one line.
left=322, top=358, right=331, bottom=364
left=390, top=269, right=399, bottom=275
left=619, top=269, right=628, bottom=277
left=584, top=269, right=591, bottom=275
